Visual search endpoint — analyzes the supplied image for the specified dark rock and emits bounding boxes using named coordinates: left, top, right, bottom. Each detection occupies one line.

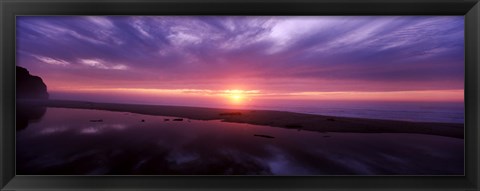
left=326, top=118, right=336, bottom=121
left=254, top=134, right=275, bottom=139
left=173, top=118, right=183, bottom=121
left=16, top=66, right=49, bottom=99
left=219, top=112, right=242, bottom=116
left=90, top=119, right=103, bottom=122
left=285, top=124, right=303, bottom=128
left=164, top=119, right=170, bottom=121
left=141, top=119, right=145, bottom=122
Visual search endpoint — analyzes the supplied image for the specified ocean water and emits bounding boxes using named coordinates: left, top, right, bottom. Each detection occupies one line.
left=246, top=101, right=464, bottom=124
left=50, top=92, right=465, bottom=124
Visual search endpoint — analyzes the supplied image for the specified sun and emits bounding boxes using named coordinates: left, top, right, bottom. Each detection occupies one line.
left=230, top=94, right=243, bottom=103
left=225, top=89, right=245, bottom=104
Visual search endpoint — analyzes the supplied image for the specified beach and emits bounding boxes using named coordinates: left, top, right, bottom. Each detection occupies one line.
left=16, top=106, right=464, bottom=175
left=17, top=99, right=464, bottom=139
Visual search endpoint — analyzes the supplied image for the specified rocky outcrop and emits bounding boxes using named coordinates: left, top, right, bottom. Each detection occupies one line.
left=16, top=66, right=49, bottom=99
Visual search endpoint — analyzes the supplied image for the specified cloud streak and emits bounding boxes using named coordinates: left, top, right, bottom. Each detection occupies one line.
left=16, top=16, right=464, bottom=98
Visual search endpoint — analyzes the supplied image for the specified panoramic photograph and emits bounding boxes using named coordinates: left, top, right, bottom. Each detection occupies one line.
left=16, top=16, right=464, bottom=175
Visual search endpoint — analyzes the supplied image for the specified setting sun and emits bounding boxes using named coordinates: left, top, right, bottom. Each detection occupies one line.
left=225, top=89, right=245, bottom=104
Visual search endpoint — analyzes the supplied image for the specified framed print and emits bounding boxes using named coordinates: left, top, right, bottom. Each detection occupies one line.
left=1, top=0, right=479, bottom=190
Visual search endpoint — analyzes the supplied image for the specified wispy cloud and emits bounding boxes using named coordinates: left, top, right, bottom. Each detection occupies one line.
left=17, top=16, right=464, bottom=94
left=33, top=55, right=70, bottom=66
left=79, top=59, right=128, bottom=70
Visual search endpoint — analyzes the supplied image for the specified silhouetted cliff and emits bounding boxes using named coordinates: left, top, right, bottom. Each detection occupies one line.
left=16, top=66, right=49, bottom=99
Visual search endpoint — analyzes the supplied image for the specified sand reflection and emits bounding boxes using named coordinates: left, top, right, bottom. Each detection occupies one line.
left=17, top=108, right=464, bottom=175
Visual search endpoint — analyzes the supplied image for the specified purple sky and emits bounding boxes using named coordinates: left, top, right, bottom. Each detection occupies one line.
left=16, top=16, right=464, bottom=105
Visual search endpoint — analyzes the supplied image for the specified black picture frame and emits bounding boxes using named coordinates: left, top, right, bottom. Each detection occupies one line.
left=1, top=0, right=479, bottom=190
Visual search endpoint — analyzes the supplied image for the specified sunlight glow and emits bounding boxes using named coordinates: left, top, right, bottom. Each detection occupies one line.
left=51, top=87, right=463, bottom=102
left=224, top=89, right=246, bottom=104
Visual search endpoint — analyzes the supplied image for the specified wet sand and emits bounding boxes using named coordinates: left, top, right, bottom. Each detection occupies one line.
left=17, top=107, right=464, bottom=175
left=18, top=99, right=464, bottom=139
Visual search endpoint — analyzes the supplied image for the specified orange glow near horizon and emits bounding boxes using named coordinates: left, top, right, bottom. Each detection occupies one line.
left=276, top=89, right=464, bottom=102
left=223, top=89, right=248, bottom=105
left=50, top=87, right=463, bottom=103
left=229, top=94, right=243, bottom=104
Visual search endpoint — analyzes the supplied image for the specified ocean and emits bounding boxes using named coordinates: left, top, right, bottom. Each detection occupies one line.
left=246, top=100, right=464, bottom=124
left=50, top=92, right=465, bottom=124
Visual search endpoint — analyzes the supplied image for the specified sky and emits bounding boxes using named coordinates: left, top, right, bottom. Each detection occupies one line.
left=16, top=16, right=464, bottom=107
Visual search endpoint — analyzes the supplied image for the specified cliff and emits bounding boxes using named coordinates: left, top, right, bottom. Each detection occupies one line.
left=16, top=66, right=49, bottom=99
